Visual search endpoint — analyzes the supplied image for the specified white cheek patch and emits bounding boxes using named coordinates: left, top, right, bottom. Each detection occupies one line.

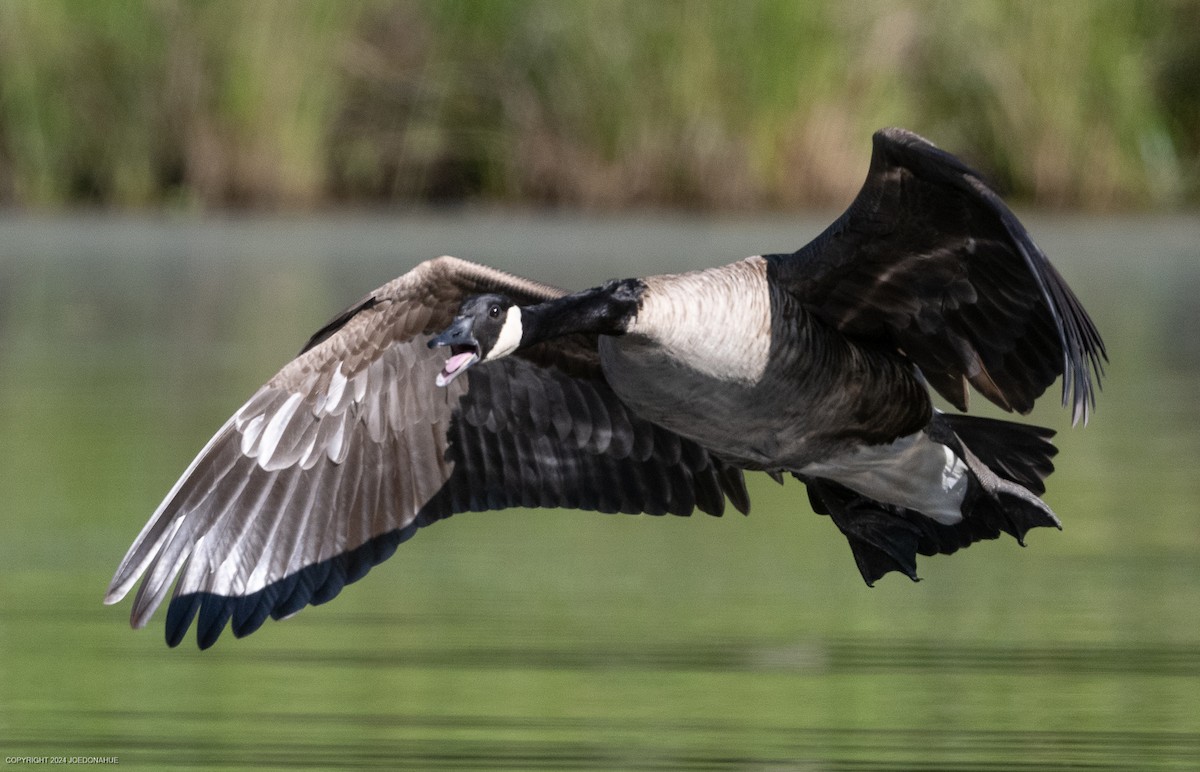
left=484, top=306, right=523, bottom=361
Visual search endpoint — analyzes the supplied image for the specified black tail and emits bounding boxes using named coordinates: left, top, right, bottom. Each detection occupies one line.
left=937, top=414, right=1057, bottom=495
left=807, top=415, right=1062, bottom=586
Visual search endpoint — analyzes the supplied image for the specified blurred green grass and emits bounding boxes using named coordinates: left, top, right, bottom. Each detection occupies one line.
left=0, top=0, right=1197, bottom=211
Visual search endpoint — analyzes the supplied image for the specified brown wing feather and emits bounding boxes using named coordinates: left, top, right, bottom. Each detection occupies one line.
left=770, top=128, right=1106, bottom=424
left=106, top=256, right=748, bottom=648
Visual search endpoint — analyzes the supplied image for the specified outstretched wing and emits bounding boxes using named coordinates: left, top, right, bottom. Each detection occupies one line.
left=105, top=256, right=749, bottom=648
left=769, top=128, right=1106, bottom=424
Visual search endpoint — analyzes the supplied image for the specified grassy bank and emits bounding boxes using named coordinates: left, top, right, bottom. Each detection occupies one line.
left=0, top=0, right=1196, bottom=211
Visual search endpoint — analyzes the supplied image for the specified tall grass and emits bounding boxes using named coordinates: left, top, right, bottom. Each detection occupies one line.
left=0, top=0, right=358, bottom=207
left=0, top=0, right=1196, bottom=210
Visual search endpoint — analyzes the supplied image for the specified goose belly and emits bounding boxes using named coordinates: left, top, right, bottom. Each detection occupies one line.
left=600, top=337, right=966, bottom=522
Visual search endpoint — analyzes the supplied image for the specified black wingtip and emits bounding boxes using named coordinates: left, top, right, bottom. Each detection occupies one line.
left=985, top=188, right=1107, bottom=427
left=196, top=594, right=233, bottom=650
left=164, top=593, right=201, bottom=648
left=163, top=524, right=422, bottom=649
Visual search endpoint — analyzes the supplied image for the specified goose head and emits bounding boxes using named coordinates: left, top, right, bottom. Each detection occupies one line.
left=429, top=293, right=523, bottom=386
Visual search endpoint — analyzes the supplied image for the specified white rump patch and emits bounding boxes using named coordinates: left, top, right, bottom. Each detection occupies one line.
left=485, top=305, right=524, bottom=362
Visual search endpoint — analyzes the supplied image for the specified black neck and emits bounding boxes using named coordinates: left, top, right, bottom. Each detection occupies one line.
left=521, top=278, right=643, bottom=346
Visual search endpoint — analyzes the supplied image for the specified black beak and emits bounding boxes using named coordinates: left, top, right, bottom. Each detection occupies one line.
left=428, top=316, right=475, bottom=349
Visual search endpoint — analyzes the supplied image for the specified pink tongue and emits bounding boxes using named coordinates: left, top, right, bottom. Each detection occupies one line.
left=445, top=352, right=475, bottom=374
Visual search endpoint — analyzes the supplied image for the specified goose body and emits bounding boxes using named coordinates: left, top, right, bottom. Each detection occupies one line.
left=599, top=256, right=930, bottom=472
left=602, top=259, right=970, bottom=523
left=106, top=129, right=1106, bottom=648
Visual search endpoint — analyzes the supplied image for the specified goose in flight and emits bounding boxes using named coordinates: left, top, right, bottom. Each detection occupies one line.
left=106, top=128, right=1106, bottom=648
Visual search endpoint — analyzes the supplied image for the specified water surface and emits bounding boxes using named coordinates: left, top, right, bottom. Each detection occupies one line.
left=1, top=213, right=1198, bottom=769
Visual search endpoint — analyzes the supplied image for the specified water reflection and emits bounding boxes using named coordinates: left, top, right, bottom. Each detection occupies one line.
left=87, top=632, right=1200, bottom=677
left=13, top=705, right=1200, bottom=770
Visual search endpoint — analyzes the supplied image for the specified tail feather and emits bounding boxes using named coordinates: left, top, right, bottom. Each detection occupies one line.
left=937, top=413, right=1057, bottom=494
left=808, top=415, right=1062, bottom=586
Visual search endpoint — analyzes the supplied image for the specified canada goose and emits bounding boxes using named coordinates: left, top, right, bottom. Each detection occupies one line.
left=106, top=128, right=1106, bottom=648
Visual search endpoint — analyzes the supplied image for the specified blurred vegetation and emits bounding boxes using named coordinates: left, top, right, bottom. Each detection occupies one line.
left=0, top=0, right=1198, bottom=211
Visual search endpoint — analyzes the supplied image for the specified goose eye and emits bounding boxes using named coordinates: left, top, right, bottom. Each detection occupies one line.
left=489, top=305, right=501, bottom=318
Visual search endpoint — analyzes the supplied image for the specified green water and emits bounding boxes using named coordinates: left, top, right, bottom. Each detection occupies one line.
left=1, top=214, right=1198, bottom=769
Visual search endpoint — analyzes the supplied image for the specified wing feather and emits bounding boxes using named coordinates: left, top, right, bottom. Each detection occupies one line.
left=771, top=128, right=1106, bottom=423
left=107, top=256, right=749, bottom=647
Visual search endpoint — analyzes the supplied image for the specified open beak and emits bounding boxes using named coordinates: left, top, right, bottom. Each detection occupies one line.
left=428, top=316, right=480, bottom=387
